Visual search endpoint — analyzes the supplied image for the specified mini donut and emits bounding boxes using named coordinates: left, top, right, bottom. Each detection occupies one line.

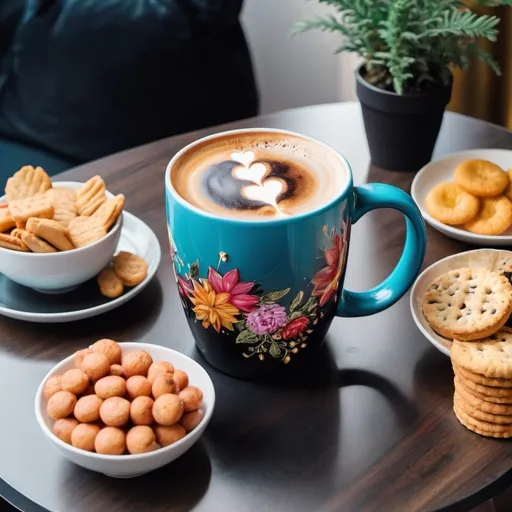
left=74, top=394, right=104, bottom=423
left=99, top=397, right=131, bottom=427
left=53, top=418, right=79, bottom=444
left=43, top=375, right=62, bottom=401
left=122, top=351, right=153, bottom=378
left=147, top=361, right=175, bottom=384
left=425, top=183, right=479, bottom=225
left=94, top=375, right=126, bottom=399
left=126, top=376, right=152, bottom=400
left=71, top=423, right=101, bottom=452
left=172, top=370, right=189, bottom=392
left=464, top=196, right=512, bottom=235
left=454, top=159, right=509, bottom=197
left=126, top=426, right=158, bottom=454
left=95, top=427, right=126, bottom=455
left=80, top=352, right=110, bottom=381
left=179, top=386, right=203, bottom=412
left=47, top=391, right=77, bottom=420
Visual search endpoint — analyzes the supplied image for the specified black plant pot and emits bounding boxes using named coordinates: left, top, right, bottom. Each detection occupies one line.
left=356, top=66, right=453, bottom=172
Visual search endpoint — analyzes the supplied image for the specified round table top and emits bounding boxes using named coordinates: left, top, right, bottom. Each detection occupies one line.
left=2, top=102, right=512, bottom=512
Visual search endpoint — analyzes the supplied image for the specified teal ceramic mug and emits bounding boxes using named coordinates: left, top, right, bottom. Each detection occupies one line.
left=165, top=128, right=426, bottom=379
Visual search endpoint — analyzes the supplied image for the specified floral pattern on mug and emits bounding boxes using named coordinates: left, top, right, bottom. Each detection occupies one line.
left=170, top=224, right=347, bottom=364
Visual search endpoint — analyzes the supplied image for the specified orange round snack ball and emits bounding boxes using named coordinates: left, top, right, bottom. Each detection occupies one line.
left=71, top=423, right=101, bottom=452
left=122, top=351, right=153, bottom=378
left=152, top=394, right=184, bottom=426
left=53, top=417, right=79, bottom=444
left=173, top=370, right=189, bottom=392
left=80, top=352, right=110, bottom=381
left=109, top=364, right=124, bottom=377
left=74, top=394, right=104, bottom=423
left=47, top=391, right=77, bottom=420
left=179, top=386, right=203, bottom=412
left=61, top=369, right=89, bottom=395
left=152, top=373, right=176, bottom=399
left=90, top=339, right=122, bottom=365
left=130, top=396, right=155, bottom=425
left=94, top=376, right=126, bottom=399
left=154, top=424, right=186, bottom=447
left=74, top=348, right=92, bottom=369
left=180, top=410, right=204, bottom=433
left=147, top=361, right=174, bottom=384
left=95, top=427, right=126, bottom=455
left=126, top=426, right=158, bottom=454
left=43, top=375, right=62, bottom=401
left=126, top=376, right=152, bottom=400
left=99, top=397, right=131, bottom=427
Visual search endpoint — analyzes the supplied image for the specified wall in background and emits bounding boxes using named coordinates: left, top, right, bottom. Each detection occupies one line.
left=241, top=0, right=358, bottom=114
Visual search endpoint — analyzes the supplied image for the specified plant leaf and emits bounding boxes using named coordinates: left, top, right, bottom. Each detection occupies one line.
left=261, top=288, right=291, bottom=304
left=236, top=330, right=260, bottom=344
left=289, top=291, right=304, bottom=313
left=300, top=297, right=318, bottom=314
left=269, top=343, right=282, bottom=358
left=189, top=260, right=199, bottom=279
left=234, top=320, right=246, bottom=332
left=289, top=311, right=303, bottom=320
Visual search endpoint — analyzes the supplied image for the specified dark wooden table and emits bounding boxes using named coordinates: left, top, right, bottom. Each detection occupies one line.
left=1, top=103, right=512, bottom=512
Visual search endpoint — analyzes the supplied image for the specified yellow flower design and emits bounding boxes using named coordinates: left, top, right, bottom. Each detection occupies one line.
left=190, top=279, right=240, bottom=332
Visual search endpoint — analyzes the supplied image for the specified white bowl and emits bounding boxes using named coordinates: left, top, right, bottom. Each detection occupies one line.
left=0, top=181, right=122, bottom=293
left=411, top=149, right=512, bottom=246
left=35, top=342, right=215, bottom=478
left=410, top=248, right=512, bottom=357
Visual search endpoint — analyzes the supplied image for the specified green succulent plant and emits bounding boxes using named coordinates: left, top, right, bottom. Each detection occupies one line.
left=293, top=0, right=512, bottom=94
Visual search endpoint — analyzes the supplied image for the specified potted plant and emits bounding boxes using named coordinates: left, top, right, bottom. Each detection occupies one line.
left=294, top=0, right=509, bottom=171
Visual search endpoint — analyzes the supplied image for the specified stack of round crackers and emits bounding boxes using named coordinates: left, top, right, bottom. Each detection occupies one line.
left=425, top=159, right=512, bottom=235
left=422, top=261, right=512, bottom=437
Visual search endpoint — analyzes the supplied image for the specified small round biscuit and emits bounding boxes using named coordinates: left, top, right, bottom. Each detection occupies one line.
left=463, top=196, right=512, bottom=235
left=453, top=363, right=512, bottom=388
left=422, top=268, right=512, bottom=341
left=113, top=251, right=148, bottom=287
left=455, top=379, right=512, bottom=415
left=425, top=183, right=479, bottom=225
left=455, top=392, right=512, bottom=424
left=454, top=159, right=509, bottom=197
left=454, top=402, right=512, bottom=438
left=97, top=268, right=124, bottom=299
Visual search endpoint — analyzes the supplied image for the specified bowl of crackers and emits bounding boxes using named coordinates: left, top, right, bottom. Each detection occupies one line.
left=35, top=339, right=215, bottom=477
left=0, top=166, right=124, bottom=292
left=410, top=249, right=512, bottom=438
left=412, top=149, right=512, bottom=246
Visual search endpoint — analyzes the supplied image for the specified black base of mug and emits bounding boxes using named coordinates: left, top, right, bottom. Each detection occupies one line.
left=355, top=66, right=453, bottom=172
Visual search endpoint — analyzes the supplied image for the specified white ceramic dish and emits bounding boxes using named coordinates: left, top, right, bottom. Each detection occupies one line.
left=411, top=149, right=512, bottom=246
left=35, top=342, right=215, bottom=478
left=0, top=181, right=122, bottom=292
left=410, top=248, right=512, bottom=356
left=0, top=210, right=161, bottom=323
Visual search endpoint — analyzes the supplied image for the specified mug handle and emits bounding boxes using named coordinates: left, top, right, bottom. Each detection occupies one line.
left=337, top=183, right=427, bottom=318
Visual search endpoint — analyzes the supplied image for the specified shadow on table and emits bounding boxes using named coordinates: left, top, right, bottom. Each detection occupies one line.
left=0, top=278, right=164, bottom=361
left=58, top=440, right=211, bottom=512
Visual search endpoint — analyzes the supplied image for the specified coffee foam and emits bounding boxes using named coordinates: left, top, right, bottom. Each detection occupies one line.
left=171, top=132, right=347, bottom=220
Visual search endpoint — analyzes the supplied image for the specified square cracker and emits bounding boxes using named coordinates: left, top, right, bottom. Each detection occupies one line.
left=9, top=195, right=54, bottom=228
left=0, top=233, right=29, bottom=251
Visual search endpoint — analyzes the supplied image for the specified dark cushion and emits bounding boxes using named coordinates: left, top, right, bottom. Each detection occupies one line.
left=0, top=1, right=258, bottom=163
left=0, top=135, right=75, bottom=191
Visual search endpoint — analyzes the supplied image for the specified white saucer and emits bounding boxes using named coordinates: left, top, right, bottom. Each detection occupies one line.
left=410, top=248, right=512, bottom=356
left=0, top=211, right=161, bottom=323
left=411, top=149, right=512, bottom=246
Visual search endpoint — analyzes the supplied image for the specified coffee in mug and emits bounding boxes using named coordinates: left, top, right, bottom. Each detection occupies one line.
left=171, top=131, right=346, bottom=220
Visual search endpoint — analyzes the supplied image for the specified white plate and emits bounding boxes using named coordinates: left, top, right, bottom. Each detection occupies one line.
left=411, top=149, right=512, bottom=246
left=0, top=211, right=161, bottom=323
left=410, top=248, right=512, bottom=356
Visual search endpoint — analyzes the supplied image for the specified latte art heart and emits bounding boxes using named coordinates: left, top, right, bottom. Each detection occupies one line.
left=171, top=131, right=347, bottom=220
left=232, top=162, right=268, bottom=186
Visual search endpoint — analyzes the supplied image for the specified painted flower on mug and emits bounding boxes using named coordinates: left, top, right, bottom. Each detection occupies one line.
left=171, top=223, right=345, bottom=364
left=208, top=267, right=259, bottom=313
left=312, top=231, right=346, bottom=306
left=281, top=316, right=310, bottom=340
left=189, top=279, right=240, bottom=332
left=246, top=304, right=288, bottom=335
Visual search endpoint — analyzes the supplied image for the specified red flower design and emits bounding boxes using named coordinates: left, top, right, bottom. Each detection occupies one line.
left=282, top=317, right=310, bottom=340
left=207, top=267, right=259, bottom=313
left=312, top=233, right=344, bottom=307
left=177, top=275, right=193, bottom=298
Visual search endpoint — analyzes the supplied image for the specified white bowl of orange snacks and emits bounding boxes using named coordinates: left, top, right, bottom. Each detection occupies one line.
left=0, top=166, right=125, bottom=292
left=412, top=149, right=512, bottom=246
left=35, top=340, right=215, bottom=478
